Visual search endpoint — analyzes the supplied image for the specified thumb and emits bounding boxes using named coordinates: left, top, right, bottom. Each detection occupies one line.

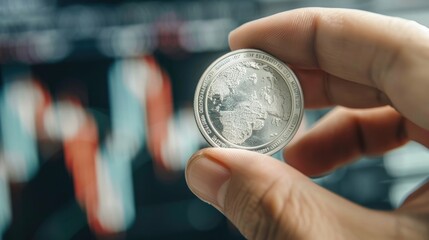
left=185, top=148, right=400, bottom=239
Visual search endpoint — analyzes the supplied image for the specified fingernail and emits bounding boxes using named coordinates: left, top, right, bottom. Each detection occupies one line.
left=186, top=153, right=230, bottom=209
left=228, top=30, right=236, bottom=48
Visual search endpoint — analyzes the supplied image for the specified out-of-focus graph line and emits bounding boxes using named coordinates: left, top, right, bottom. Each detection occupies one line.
left=0, top=71, right=51, bottom=240
left=0, top=161, right=11, bottom=240
left=0, top=56, right=207, bottom=238
left=60, top=102, right=101, bottom=233
left=0, top=78, right=42, bottom=182
left=145, top=56, right=174, bottom=175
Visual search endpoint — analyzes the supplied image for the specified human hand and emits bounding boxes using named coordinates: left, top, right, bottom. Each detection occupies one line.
left=186, top=8, right=429, bottom=239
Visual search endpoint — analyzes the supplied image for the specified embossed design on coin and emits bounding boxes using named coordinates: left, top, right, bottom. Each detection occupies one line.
left=194, top=49, right=304, bottom=155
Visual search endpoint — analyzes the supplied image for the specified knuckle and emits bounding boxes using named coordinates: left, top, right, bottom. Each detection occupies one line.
left=376, top=17, right=426, bottom=92
left=259, top=179, right=303, bottom=239
left=226, top=175, right=305, bottom=240
left=393, top=214, right=429, bottom=240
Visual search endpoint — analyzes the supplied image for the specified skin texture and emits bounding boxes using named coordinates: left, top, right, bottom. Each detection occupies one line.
left=186, top=8, right=429, bottom=239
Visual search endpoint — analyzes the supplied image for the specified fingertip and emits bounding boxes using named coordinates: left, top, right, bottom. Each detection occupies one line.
left=228, top=15, right=272, bottom=51
left=283, top=141, right=312, bottom=175
left=193, top=147, right=287, bottom=177
left=282, top=136, right=300, bottom=163
left=228, top=22, right=252, bottom=51
left=185, top=148, right=231, bottom=209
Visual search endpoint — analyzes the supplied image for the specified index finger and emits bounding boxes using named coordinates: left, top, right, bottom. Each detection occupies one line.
left=229, top=8, right=429, bottom=130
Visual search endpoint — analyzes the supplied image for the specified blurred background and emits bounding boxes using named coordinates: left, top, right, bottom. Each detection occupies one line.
left=0, top=0, right=429, bottom=239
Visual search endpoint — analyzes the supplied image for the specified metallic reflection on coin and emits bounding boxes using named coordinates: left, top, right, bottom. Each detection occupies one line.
left=194, top=49, right=304, bottom=155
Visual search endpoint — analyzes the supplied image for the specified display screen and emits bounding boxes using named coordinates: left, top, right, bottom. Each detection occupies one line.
left=1, top=0, right=429, bottom=239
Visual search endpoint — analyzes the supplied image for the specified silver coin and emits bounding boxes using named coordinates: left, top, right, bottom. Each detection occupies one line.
left=194, top=49, right=304, bottom=155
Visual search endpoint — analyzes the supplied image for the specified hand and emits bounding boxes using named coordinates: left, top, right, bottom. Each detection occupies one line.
left=186, top=8, right=429, bottom=239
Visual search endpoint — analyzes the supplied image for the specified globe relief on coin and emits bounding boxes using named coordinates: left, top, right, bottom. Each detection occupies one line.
left=194, top=49, right=304, bottom=155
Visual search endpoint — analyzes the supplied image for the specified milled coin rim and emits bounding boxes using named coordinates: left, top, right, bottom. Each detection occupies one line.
left=194, top=49, right=304, bottom=155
